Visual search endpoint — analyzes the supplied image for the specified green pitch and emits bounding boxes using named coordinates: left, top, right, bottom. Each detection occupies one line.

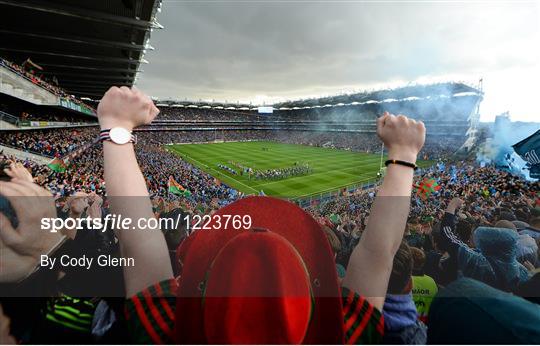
left=167, top=141, right=424, bottom=199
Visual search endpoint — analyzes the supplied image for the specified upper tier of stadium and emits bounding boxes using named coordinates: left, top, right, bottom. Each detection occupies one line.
left=0, top=0, right=162, bottom=98
left=148, top=82, right=483, bottom=135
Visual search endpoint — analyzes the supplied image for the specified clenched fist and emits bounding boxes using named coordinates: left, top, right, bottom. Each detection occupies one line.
left=376, top=112, right=426, bottom=163
left=97, top=86, right=160, bottom=131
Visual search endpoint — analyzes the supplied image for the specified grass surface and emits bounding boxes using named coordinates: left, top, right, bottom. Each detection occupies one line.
left=167, top=141, right=427, bottom=199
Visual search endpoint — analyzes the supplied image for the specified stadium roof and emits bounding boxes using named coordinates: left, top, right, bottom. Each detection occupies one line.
left=156, top=100, right=255, bottom=110
left=0, top=0, right=162, bottom=98
left=155, top=82, right=483, bottom=110
left=272, top=82, right=482, bottom=109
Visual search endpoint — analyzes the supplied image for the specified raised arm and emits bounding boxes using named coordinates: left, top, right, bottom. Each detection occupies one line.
left=439, top=197, right=467, bottom=254
left=97, top=86, right=173, bottom=297
left=343, top=112, right=425, bottom=310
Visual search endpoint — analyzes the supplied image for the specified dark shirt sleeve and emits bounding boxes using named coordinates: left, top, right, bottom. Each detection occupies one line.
left=342, top=287, right=384, bottom=344
left=437, top=212, right=468, bottom=284
left=439, top=212, right=467, bottom=256
left=124, top=280, right=384, bottom=344
left=124, top=279, right=177, bottom=344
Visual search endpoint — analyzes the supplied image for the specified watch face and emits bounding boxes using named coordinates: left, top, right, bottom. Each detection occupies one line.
left=109, top=127, right=132, bottom=144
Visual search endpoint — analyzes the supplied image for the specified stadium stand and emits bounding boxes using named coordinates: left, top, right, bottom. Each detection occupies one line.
left=147, top=83, right=480, bottom=144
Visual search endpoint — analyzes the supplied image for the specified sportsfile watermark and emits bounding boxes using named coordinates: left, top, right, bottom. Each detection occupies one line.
left=40, top=213, right=253, bottom=233
left=2, top=196, right=538, bottom=298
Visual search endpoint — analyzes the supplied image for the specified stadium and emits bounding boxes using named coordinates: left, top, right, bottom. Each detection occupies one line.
left=0, top=1, right=539, bottom=345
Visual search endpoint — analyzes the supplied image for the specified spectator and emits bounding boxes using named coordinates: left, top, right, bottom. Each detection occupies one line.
left=440, top=198, right=530, bottom=291
left=382, top=241, right=427, bottom=344
left=410, top=246, right=438, bottom=324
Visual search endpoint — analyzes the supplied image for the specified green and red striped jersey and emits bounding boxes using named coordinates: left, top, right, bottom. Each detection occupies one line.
left=125, top=280, right=384, bottom=344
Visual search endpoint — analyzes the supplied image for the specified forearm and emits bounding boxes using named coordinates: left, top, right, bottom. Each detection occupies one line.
left=362, top=164, right=414, bottom=255
left=343, top=164, right=414, bottom=307
left=103, top=142, right=173, bottom=296
left=103, top=142, right=149, bottom=198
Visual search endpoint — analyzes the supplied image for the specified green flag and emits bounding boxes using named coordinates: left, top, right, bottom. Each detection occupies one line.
left=329, top=213, right=341, bottom=225
left=47, top=157, right=66, bottom=173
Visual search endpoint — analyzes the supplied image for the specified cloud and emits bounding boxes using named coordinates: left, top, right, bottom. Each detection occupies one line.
left=136, top=0, right=540, bottom=121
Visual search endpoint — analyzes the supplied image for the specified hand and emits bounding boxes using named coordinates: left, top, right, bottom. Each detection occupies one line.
left=87, top=192, right=103, bottom=207
left=4, top=162, right=33, bottom=183
left=87, top=198, right=102, bottom=220
left=0, top=180, right=62, bottom=264
left=67, top=192, right=89, bottom=216
left=0, top=304, right=15, bottom=344
left=377, top=112, right=426, bottom=163
left=447, top=197, right=464, bottom=213
left=97, top=86, right=160, bottom=131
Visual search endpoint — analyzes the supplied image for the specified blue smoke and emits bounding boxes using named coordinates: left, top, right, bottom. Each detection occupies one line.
left=482, top=114, right=540, bottom=180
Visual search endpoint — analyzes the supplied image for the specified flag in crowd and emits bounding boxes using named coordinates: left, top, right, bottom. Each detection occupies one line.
left=329, top=213, right=341, bottom=225
left=21, top=58, right=43, bottom=73
left=168, top=175, right=192, bottom=197
left=415, top=178, right=441, bottom=200
left=512, top=129, right=540, bottom=179
left=47, top=157, right=66, bottom=173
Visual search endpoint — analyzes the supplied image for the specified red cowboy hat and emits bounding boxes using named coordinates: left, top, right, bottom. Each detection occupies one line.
left=174, top=196, right=344, bottom=344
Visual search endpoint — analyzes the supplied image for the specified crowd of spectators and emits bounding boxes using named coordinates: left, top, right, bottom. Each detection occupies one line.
left=307, top=163, right=538, bottom=253
left=0, top=138, right=240, bottom=212
left=0, top=128, right=98, bottom=157
left=304, top=163, right=539, bottom=343
left=17, top=112, right=87, bottom=123
left=156, top=107, right=259, bottom=121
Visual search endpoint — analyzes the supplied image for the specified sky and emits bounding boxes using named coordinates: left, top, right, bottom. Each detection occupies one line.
left=136, top=0, right=540, bottom=122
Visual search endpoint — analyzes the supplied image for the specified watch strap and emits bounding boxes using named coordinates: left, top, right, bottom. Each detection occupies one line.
left=99, top=129, right=137, bottom=144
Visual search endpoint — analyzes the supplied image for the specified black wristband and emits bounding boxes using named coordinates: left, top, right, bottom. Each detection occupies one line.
left=385, top=159, right=417, bottom=170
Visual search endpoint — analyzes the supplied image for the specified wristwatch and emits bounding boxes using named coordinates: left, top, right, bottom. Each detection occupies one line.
left=100, top=127, right=137, bottom=145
